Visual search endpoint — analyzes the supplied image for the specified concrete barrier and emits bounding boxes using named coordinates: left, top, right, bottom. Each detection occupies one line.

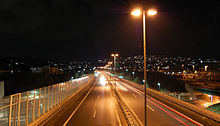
left=119, top=78, right=220, bottom=123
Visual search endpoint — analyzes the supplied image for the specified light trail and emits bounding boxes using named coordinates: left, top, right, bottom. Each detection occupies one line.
left=148, top=99, right=188, bottom=126
left=109, top=73, right=204, bottom=126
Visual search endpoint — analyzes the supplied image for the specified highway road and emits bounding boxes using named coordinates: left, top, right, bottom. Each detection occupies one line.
left=43, top=73, right=125, bottom=126
left=42, top=71, right=219, bottom=126
left=102, top=71, right=220, bottom=126
left=115, top=80, right=200, bottom=126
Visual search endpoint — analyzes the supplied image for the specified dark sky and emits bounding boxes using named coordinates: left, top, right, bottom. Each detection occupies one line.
left=0, top=0, right=219, bottom=61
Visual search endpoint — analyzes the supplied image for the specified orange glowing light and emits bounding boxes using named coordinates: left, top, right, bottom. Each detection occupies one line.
left=131, top=9, right=142, bottom=16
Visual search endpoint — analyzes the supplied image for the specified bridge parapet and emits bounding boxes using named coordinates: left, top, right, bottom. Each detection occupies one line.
left=0, top=76, right=92, bottom=126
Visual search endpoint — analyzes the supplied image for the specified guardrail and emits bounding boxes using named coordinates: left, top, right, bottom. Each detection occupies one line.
left=0, top=76, right=92, bottom=126
left=118, top=77, right=220, bottom=123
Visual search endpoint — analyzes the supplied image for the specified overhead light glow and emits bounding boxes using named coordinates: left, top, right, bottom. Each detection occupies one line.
left=147, top=9, right=157, bottom=16
left=131, top=9, right=142, bottom=16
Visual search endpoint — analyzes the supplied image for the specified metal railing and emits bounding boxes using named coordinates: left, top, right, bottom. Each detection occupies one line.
left=0, top=76, right=92, bottom=126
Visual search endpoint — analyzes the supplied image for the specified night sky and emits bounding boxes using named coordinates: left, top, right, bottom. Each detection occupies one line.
left=0, top=0, right=219, bottom=61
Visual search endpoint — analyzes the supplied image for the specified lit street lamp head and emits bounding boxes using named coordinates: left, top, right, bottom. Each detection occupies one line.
left=131, top=9, right=157, bottom=16
left=111, top=54, right=119, bottom=57
left=147, top=9, right=157, bottom=16
left=131, top=9, right=142, bottom=16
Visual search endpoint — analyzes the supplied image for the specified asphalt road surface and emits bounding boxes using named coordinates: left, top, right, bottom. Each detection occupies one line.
left=44, top=74, right=124, bottom=126
left=44, top=72, right=219, bottom=126
left=103, top=71, right=220, bottom=126
left=65, top=75, right=123, bottom=126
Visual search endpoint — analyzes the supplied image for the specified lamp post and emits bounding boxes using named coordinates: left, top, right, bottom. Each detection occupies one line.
left=158, top=83, right=160, bottom=90
left=204, top=65, right=208, bottom=85
left=131, top=8, right=157, bottom=126
left=192, top=65, right=195, bottom=73
left=208, top=95, right=213, bottom=108
left=205, top=65, right=208, bottom=72
left=111, top=54, right=119, bottom=92
left=108, top=61, right=113, bottom=85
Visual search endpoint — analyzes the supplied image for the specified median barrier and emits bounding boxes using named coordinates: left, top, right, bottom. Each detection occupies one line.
left=119, top=78, right=220, bottom=123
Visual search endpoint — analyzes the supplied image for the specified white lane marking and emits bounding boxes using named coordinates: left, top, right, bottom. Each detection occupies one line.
left=120, top=81, right=203, bottom=126
left=147, top=105, right=155, bottom=111
left=117, top=91, right=143, bottom=126
left=93, top=110, right=96, bottom=118
left=149, top=97, right=204, bottom=126
left=120, top=82, right=142, bottom=95
left=132, top=94, right=136, bottom=98
left=115, top=82, right=128, bottom=91
left=92, top=95, right=99, bottom=119
left=63, top=81, right=96, bottom=126
left=110, top=88, right=122, bottom=126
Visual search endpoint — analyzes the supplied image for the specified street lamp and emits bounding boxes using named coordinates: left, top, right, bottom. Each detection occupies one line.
left=204, top=65, right=208, bottom=85
left=131, top=9, right=142, bottom=16
left=205, top=65, right=208, bottom=72
left=111, top=54, right=119, bottom=72
left=147, top=9, right=157, bottom=16
left=192, top=65, right=195, bottom=73
left=111, top=53, right=119, bottom=92
left=108, top=61, right=113, bottom=84
left=131, top=8, right=157, bottom=126
left=158, top=83, right=160, bottom=89
left=208, top=95, right=213, bottom=108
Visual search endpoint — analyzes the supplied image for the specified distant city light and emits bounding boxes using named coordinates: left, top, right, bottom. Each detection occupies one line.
left=118, top=76, right=124, bottom=79
left=95, top=72, right=99, bottom=77
left=31, top=90, right=38, bottom=94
